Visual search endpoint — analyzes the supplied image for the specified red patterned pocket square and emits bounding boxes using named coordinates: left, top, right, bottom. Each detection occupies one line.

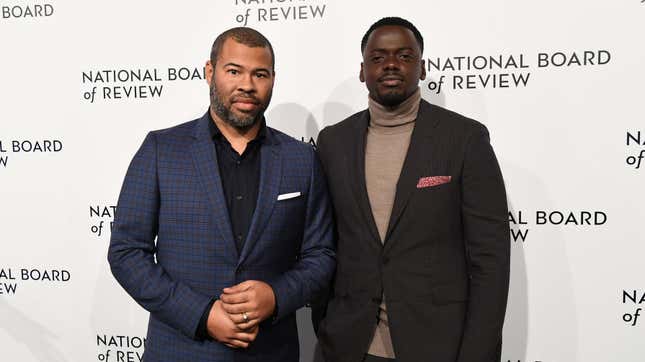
left=416, top=176, right=452, bottom=188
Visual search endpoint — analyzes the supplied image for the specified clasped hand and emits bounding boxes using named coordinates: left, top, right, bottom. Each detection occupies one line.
left=206, top=280, right=276, bottom=349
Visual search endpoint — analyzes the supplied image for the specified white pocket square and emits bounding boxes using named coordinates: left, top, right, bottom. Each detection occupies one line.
left=277, top=192, right=301, bottom=201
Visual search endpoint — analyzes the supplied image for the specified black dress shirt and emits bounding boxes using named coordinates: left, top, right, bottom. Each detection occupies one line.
left=209, top=113, right=265, bottom=253
left=196, top=111, right=266, bottom=340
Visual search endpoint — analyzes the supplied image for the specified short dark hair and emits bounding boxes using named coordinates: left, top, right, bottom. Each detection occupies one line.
left=361, top=17, right=424, bottom=55
left=210, top=27, right=275, bottom=70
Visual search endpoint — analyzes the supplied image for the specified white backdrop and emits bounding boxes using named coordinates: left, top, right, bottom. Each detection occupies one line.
left=1, top=0, right=644, bottom=361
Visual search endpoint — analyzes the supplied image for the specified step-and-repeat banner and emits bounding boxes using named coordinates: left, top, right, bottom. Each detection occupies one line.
left=1, top=0, right=643, bottom=361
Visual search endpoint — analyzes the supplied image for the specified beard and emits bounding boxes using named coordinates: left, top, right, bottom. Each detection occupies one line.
left=209, top=81, right=270, bottom=130
left=375, top=89, right=408, bottom=108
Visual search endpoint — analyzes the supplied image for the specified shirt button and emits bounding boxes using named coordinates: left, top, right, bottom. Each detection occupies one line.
left=236, top=160, right=241, bottom=165
left=237, top=234, right=243, bottom=241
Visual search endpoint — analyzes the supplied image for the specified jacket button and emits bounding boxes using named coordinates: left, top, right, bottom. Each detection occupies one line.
left=382, top=256, right=390, bottom=265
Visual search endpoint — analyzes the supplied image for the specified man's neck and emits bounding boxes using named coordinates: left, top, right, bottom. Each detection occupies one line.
left=210, top=107, right=261, bottom=155
left=368, top=88, right=421, bottom=128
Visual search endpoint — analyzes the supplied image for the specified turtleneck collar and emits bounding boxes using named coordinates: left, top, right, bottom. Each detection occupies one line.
left=368, top=87, right=421, bottom=132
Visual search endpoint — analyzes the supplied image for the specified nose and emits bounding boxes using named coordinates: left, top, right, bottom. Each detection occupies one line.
left=237, top=73, right=256, bottom=93
left=383, top=54, right=401, bottom=71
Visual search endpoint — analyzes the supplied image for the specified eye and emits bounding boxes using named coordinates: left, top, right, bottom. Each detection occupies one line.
left=255, top=72, right=268, bottom=78
left=371, top=56, right=384, bottom=63
left=227, top=69, right=239, bottom=75
left=399, top=53, right=413, bottom=61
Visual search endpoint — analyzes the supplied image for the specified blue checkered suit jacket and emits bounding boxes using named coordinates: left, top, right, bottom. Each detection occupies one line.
left=108, top=112, right=336, bottom=362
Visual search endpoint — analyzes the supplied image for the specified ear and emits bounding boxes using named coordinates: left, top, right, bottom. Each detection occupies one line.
left=359, top=62, right=365, bottom=83
left=420, top=59, right=427, bottom=81
left=205, top=60, right=214, bottom=86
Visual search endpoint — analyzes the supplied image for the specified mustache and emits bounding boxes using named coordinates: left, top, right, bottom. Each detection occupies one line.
left=378, top=73, right=404, bottom=82
left=231, top=94, right=260, bottom=104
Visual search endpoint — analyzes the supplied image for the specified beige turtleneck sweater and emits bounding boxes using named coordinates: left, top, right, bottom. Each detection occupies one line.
left=365, top=88, right=421, bottom=359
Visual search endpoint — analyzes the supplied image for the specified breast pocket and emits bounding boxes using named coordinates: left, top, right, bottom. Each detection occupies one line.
left=277, top=191, right=302, bottom=201
left=415, top=176, right=458, bottom=199
left=410, top=176, right=461, bottom=225
left=272, top=190, right=306, bottom=228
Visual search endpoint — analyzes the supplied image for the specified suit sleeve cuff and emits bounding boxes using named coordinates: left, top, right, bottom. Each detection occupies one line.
left=266, top=277, right=298, bottom=323
left=195, top=299, right=216, bottom=340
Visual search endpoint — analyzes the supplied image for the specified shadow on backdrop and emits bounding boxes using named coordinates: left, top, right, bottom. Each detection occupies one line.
left=266, top=103, right=319, bottom=143
left=0, top=297, right=69, bottom=362
left=501, top=162, right=578, bottom=361
left=505, top=199, right=529, bottom=359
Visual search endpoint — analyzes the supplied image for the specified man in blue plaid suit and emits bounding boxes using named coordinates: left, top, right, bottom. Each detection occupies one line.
left=108, top=27, right=335, bottom=362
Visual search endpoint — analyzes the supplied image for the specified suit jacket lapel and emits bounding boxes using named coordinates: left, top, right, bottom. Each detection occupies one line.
left=237, top=128, right=282, bottom=266
left=384, top=100, right=439, bottom=250
left=190, top=113, right=238, bottom=261
left=348, top=111, right=382, bottom=247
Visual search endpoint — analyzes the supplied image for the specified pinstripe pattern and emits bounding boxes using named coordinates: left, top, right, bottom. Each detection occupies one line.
left=108, top=112, right=336, bottom=362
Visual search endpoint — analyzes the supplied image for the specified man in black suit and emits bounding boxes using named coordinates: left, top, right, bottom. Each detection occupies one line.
left=314, top=17, right=510, bottom=362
